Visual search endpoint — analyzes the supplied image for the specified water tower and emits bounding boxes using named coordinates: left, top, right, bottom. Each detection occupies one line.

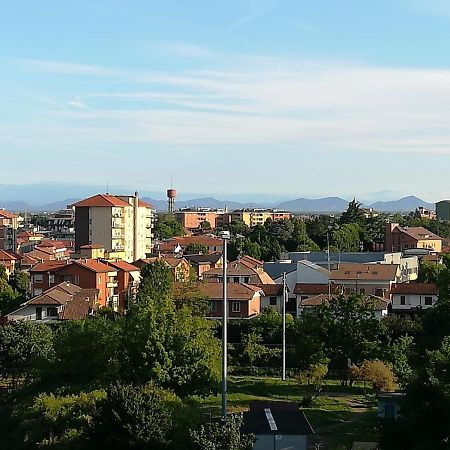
left=167, top=188, right=176, bottom=213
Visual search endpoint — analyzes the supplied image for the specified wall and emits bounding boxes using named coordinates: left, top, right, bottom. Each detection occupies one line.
left=90, top=207, right=114, bottom=252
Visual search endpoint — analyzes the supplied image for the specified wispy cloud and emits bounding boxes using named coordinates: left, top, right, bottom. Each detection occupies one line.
left=20, top=59, right=124, bottom=76
left=230, top=0, right=283, bottom=29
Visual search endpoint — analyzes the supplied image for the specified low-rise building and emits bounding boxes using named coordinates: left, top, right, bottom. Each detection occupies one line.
left=259, top=284, right=287, bottom=313
left=183, top=253, right=223, bottom=279
left=226, top=208, right=292, bottom=227
left=390, top=283, right=439, bottom=316
left=134, top=256, right=191, bottom=282
left=385, top=223, right=442, bottom=253
left=0, top=250, right=20, bottom=278
left=174, top=208, right=226, bottom=229
left=0, top=209, right=19, bottom=252
left=7, top=282, right=98, bottom=322
left=155, top=235, right=224, bottom=255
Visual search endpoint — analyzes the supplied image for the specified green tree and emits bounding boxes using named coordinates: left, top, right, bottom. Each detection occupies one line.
left=417, top=261, right=443, bottom=283
left=351, top=359, right=397, bottom=392
left=339, top=199, right=366, bottom=226
left=155, top=214, right=185, bottom=239
left=137, top=260, right=174, bottom=304
left=331, top=223, right=361, bottom=252
left=190, top=413, right=255, bottom=450
left=185, top=243, right=208, bottom=255
left=0, top=321, right=53, bottom=387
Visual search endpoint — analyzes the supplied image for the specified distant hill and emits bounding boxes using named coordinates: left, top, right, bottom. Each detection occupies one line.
left=368, top=196, right=434, bottom=212
left=277, top=197, right=350, bottom=212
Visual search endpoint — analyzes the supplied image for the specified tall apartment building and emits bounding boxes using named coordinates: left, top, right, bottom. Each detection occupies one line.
left=0, top=209, right=19, bottom=252
left=227, top=208, right=292, bottom=227
left=74, top=193, right=154, bottom=262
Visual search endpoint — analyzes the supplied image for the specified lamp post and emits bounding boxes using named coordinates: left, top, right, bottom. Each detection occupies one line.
left=219, top=230, right=231, bottom=422
left=282, top=272, right=286, bottom=381
left=327, top=226, right=332, bottom=297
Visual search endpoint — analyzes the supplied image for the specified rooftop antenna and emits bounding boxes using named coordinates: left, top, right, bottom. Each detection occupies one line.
left=106, top=180, right=109, bottom=195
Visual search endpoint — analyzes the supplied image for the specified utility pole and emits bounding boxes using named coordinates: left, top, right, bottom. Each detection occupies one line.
left=282, top=272, right=286, bottom=381
left=220, top=231, right=230, bottom=422
left=327, top=226, right=332, bottom=297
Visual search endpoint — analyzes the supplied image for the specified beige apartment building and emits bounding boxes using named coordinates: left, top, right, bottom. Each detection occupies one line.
left=74, top=193, right=154, bottom=262
left=0, top=209, right=20, bottom=252
left=228, top=209, right=292, bottom=227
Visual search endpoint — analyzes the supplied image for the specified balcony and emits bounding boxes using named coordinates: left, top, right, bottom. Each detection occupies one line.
left=112, top=220, right=125, bottom=229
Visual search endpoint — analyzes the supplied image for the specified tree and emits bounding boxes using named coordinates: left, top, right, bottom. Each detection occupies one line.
left=8, top=270, right=30, bottom=298
left=136, top=261, right=174, bottom=304
left=0, top=321, right=53, bottom=387
left=190, top=414, right=255, bottom=450
left=339, top=198, right=366, bottom=226
left=241, top=331, right=281, bottom=367
left=199, top=220, right=211, bottom=230
left=331, top=223, right=361, bottom=252
left=185, top=243, right=208, bottom=255
left=155, top=214, right=185, bottom=239
left=351, top=359, right=397, bottom=392
left=417, top=261, right=443, bottom=283
left=297, top=360, right=329, bottom=399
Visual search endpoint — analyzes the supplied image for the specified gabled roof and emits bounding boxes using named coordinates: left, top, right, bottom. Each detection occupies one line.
left=30, top=260, right=68, bottom=272
left=259, top=284, right=285, bottom=296
left=300, top=293, right=390, bottom=310
left=330, top=263, right=399, bottom=281
left=184, top=253, right=223, bottom=265
left=105, top=260, right=140, bottom=272
left=0, top=250, right=20, bottom=261
left=391, top=283, right=439, bottom=295
left=0, top=209, right=18, bottom=219
left=179, top=282, right=262, bottom=300
left=73, top=259, right=117, bottom=273
left=395, top=226, right=442, bottom=241
left=26, top=282, right=82, bottom=306
left=73, top=194, right=131, bottom=208
left=293, top=283, right=340, bottom=295
left=80, top=244, right=104, bottom=249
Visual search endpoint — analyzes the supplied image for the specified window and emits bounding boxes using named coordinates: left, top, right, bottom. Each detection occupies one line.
left=300, top=295, right=308, bottom=301
left=36, top=307, right=42, bottom=320
left=400, top=295, right=406, bottom=305
left=74, top=275, right=80, bottom=285
left=244, top=277, right=250, bottom=283
left=231, top=302, right=240, bottom=313
left=47, top=307, right=58, bottom=317
left=33, top=273, right=43, bottom=283
left=98, top=275, right=102, bottom=283
left=209, top=301, right=217, bottom=312
left=48, top=274, right=55, bottom=284
left=269, top=296, right=277, bottom=306
left=233, top=277, right=240, bottom=283
left=425, top=296, right=433, bottom=306
left=33, top=288, right=42, bottom=296
left=359, top=288, right=366, bottom=295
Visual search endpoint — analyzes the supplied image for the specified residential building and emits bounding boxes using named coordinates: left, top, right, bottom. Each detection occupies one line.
left=174, top=208, right=226, bottom=229
left=30, top=259, right=118, bottom=308
left=174, top=282, right=263, bottom=319
left=134, top=256, right=191, bottom=282
left=259, top=284, right=287, bottom=313
left=183, top=253, right=223, bottom=279
left=7, top=282, right=98, bottom=322
left=203, top=256, right=275, bottom=285
left=436, top=200, right=450, bottom=221
left=329, top=263, right=400, bottom=298
left=104, top=260, right=140, bottom=312
left=46, top=208, right=75, bottom=240
left=293, top=283, right=341, bottom=316
left=73, top=193, right=154, bottom=262
left=390, top=283, right=439, bottom=316
left=297, top=293, right=390, bottom=319
left=0, top=250, right=20, bottom=278
left=0, top=209, right=19, bottom=252
left=155, top=235, right=224, bottom=254
left=226, top=208, right=292, bottom=227
left=385, top=223, right=442, bottom=253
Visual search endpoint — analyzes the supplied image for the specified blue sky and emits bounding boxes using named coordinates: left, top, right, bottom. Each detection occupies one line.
left=2, top=0, right=450, bottom=202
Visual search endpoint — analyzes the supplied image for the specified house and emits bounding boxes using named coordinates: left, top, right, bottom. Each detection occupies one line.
left=293, top=283, right=341, bottom=316
left=329, top=263, right=400, bottom=299
left=134, top=256, right=191, bottom=282
left=175, top=282, right=263, bottom=319
left=6, top=282, right=98, bottom=322
left=226, top=208, right=292, bottom=227
left=385, top=223, right=442, bottom=253
left=259, top=284, right=287, bottom=313
left=30, top=259, right=119, bottom=308
left=73, top=193, right=154, bottom=262
left=174, top=207, right=226, bottom=229
left=104, top=259, right=140, bottom=312
left=0, top=250, right=20, bottom=278
left=297, top=293, right=390, bottom=319
left=155, top=235, right=224, bottom=255
left=390, top=283, right=439, bottom=316
left=0, top=209, right=19, bottom=252
left=203, top=257, right=275, bottom=285
left=183, top=252, right=223, bottom=279
left=241, top=401, right=313, bottom=450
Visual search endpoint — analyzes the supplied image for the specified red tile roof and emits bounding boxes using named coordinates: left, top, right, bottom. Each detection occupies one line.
left=293, top=283, right=340, bottom=295
left=259, top=284, right=285, bottom=296
left=300, top=293, right=390, bottom=310
left=391, top=283, right=439, bottom=295
left=106, top=260, right=140, bottom=272
left=174, top=282, right=262, bottom=300
left=138, top=199, right=153, bottom=208
left=73, top=194, right=131, bottom=208
left=74, top=259, right=117, bottom=273
left=30, top=260, right=68, bottom=272
left=330, top=263, right=399, bottom=281
left=0, top=250, right=20, bottom=261
left=395, top=226, right=442, bottom=241
left=0, top=209, right=18, bottom=219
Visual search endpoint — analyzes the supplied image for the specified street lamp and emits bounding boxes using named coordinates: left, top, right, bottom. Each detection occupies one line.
left=219, top=230, right=231, bottom=422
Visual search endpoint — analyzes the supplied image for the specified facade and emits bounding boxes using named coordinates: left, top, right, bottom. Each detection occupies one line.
left=226, top=208, right=292, bottom=227
left=259, top=284, right=286, bottom=313
left=183, top=253, right=223, bottom=279
left=155, top=235, right=224, bottom=254
left=390, top=283, right=439, bottom=316
left=0, top=209, right=19, bottom=252
left=74, top=193, right=154, bottom=262
left=436, top=200, right=450, bottom=221
left=329, top=263, right=400, bottom=299
left=30, top=259, right=119, bottom=308
left=385, top=223, right=442, bottom=253
left=134, top=256, right=191, bottom=282
left=0, top=250, right=20, bottom=278
left=174, top=208, right=226, bottom=229
left=185, top=282, right=263, bottom=319
left=7, top=282, right=98, bottom=322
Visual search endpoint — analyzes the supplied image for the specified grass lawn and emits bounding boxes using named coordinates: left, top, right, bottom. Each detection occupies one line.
left=199, top=376, right=380, bottom=449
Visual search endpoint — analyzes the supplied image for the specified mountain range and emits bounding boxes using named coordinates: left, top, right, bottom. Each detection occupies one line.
left=0, top=195, right=434, bottom=213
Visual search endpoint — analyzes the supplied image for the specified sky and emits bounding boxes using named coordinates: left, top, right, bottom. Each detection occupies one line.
left=1, top=0, right=450, bottom=202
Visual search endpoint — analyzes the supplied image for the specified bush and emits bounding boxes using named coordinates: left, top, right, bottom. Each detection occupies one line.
left=351, top=359, right=397, bottom=392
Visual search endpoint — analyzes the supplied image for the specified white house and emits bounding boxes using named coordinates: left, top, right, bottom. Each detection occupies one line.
left=390, top=283, right=439, bottom=316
